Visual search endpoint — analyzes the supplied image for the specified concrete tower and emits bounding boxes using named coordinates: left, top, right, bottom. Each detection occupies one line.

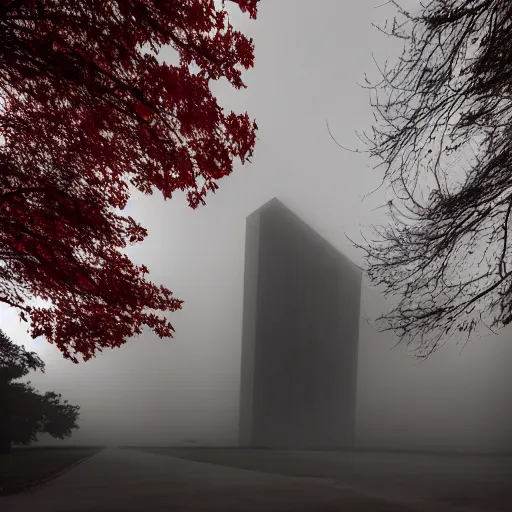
left=239, top=198, right=361, bottom=449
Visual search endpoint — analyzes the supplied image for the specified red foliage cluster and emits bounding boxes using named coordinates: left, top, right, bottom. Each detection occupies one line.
left=0, top=0, right=259, bottom=362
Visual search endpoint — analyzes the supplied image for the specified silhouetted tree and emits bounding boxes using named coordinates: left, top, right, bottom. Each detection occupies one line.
left=0, top=331, right=79, bottom=453
left=353, top=0, right=512, bottom=356
left=0, top=0, right=259, bottom=362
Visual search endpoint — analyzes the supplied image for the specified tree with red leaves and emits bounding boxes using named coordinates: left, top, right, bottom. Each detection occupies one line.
left=0, top=0, right=259, bottom=362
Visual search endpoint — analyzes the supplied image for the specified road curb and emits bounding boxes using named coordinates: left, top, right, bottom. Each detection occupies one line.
left=0, top=449, right=103, bottom=497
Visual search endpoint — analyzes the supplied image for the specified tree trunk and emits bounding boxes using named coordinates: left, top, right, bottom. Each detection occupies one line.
left=0, top=436, right=11, bottom=454
left=0, top=416, right=11, bottom=454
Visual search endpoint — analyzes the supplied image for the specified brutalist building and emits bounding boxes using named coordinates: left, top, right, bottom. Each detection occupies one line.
left=239, top=198, right=361, bottom=449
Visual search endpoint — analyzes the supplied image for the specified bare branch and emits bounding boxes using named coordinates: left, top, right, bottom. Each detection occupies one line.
left=358, top=0, right=512, bottom=357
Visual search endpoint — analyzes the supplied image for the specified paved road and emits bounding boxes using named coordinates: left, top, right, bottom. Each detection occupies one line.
left=0, top=448, right=510, bottom=511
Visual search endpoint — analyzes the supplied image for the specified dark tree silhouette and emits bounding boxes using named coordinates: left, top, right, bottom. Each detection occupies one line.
left=355, top=0, right=512, bottom=356
left=0, top=0, right=259, bottom=362
left=0, top=331, right=79, bottom=453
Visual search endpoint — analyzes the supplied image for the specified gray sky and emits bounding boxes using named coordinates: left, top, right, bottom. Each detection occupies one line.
left=2, top=0, right=512, bottom=452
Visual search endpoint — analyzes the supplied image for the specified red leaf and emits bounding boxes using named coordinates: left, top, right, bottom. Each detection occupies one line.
left=134, top=102, right=154, bottom=121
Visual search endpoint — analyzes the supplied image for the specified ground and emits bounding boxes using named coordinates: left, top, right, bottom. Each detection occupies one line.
left=0, top=447, right=510, bottom=511
left=0, top=446, right=103, bottom=496
left=134, top=447, right=512, bottom=510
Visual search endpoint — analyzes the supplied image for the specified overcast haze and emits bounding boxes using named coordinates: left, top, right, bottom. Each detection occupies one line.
left=2, top=0, right=512, bottom=453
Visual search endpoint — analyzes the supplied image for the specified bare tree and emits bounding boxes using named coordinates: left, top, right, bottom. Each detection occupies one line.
left=354, top=0, right=512, bottom=356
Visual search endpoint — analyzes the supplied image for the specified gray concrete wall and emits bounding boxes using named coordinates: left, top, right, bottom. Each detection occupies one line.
left=239, top=198, right=361, bottom=449
left=238, top=210, right=261, bottom=447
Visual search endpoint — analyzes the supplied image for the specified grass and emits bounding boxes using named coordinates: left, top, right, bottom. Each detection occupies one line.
left=128, top=445, right=512, bottom=482
left=128, top=446, right=346, bottom=479
left=0, top=445, right=104, bottom=496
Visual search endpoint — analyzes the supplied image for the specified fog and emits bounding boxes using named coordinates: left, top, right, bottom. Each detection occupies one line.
left=2, top=0, right=512, bottom=453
